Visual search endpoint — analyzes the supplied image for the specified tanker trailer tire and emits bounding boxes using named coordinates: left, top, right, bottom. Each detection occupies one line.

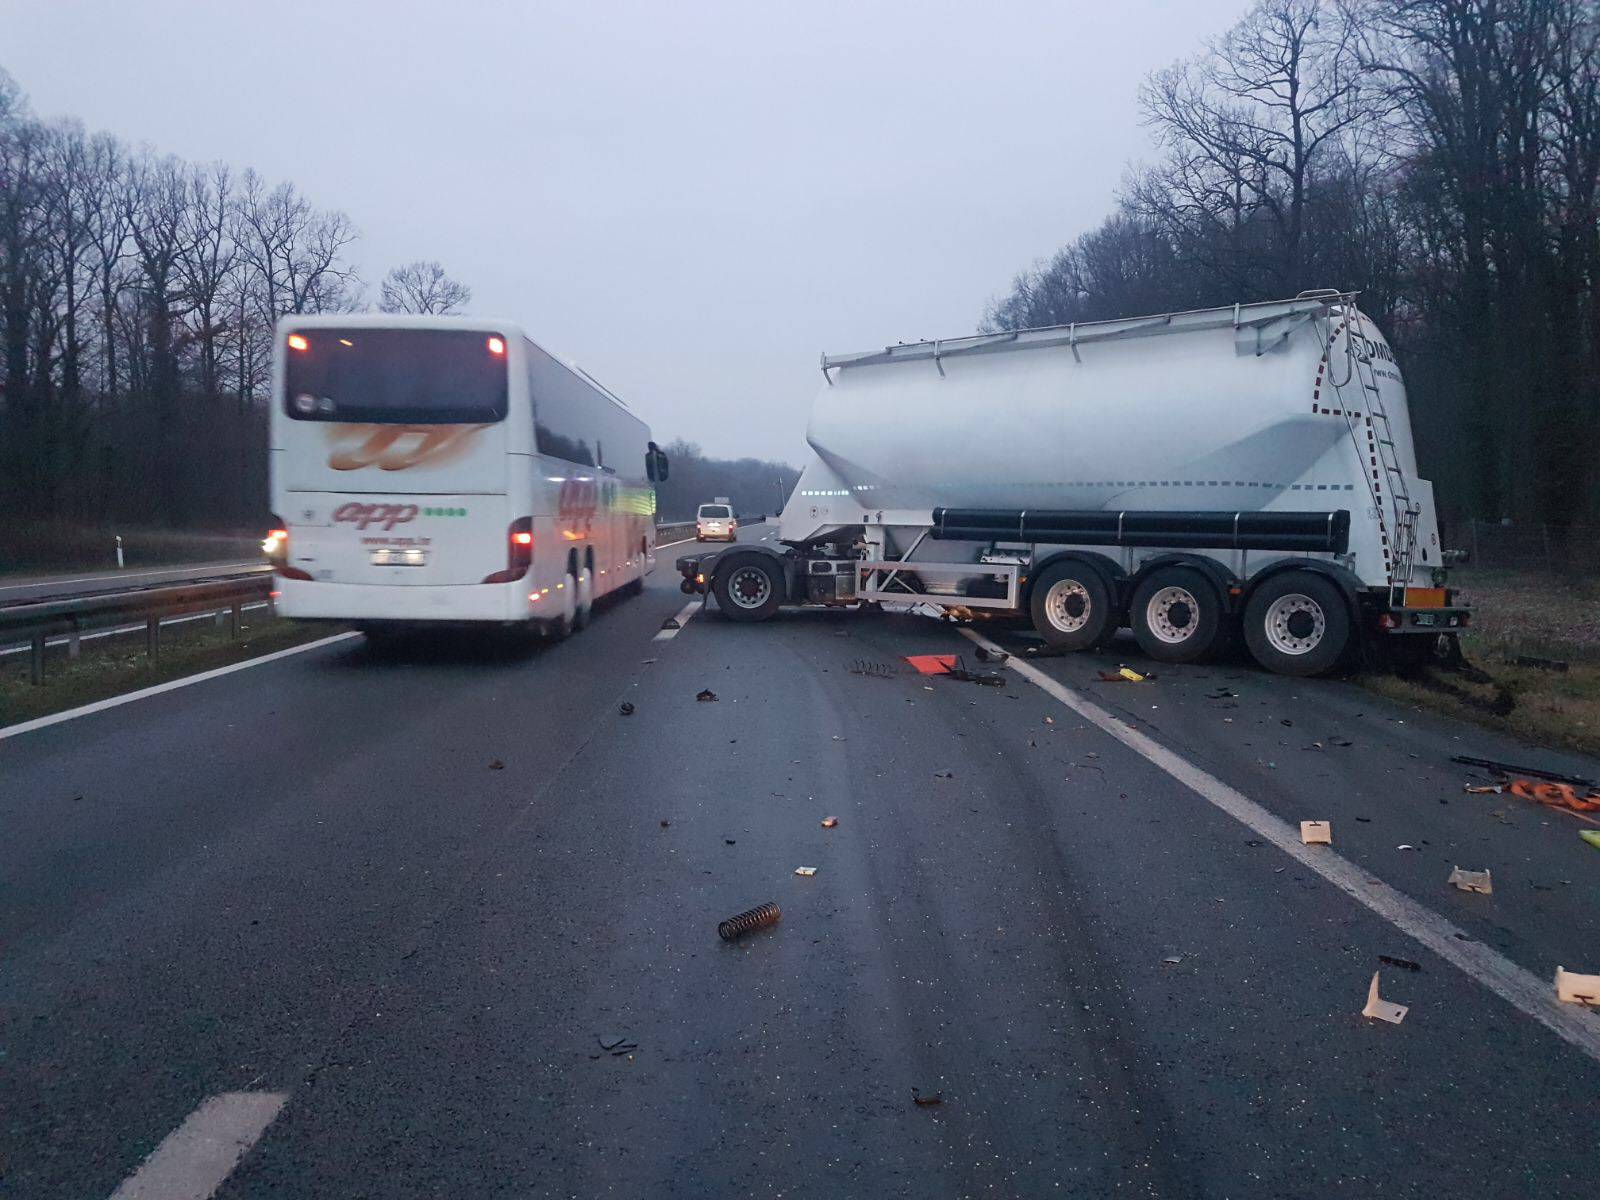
left=1242, top=571, right=1351, bottom=677
left=1131, top=566, right=1224, bottom=664
left=714, top=555, right=783, bottom=622
left=1029, top=560, right=1114, bottom=650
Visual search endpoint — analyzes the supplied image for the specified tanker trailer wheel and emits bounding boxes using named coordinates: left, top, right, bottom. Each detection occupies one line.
left=1029, top=560, right=1114, bottom=650
left=1131, top=566, right=1224, bottom=664
left=714, top=554, right=784, bottom=622
left=1242, top=571, right=1352, bottom=677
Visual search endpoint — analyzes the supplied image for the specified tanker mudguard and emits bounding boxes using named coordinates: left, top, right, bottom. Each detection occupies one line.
left=931, top=508, right=1350, bottom=555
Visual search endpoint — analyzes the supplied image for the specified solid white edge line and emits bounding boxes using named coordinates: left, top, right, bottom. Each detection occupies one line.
left=959, top=626, right=1600, bottom=1065
left=109, top=1091, right=287, bottom=1200
left=653, top=600, right=702, bottom=642
left=1, top=632, right=360, bottom=741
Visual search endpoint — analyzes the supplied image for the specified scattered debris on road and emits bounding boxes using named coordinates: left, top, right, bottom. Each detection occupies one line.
left=1300, top=821, right=1333, bottom=845
left=1207, top=687, right=1238, bottom=700
left=933, top=769, right=954, bottom=779
left=794, top=866, right=818, bottom=877
left=595, top=1034, right=638, bottom=1058
left=1448, top=866, right=1493, bottom=893
left=1162, top=955, right=1183, bottom=965
left=1451, top=754, right=1593, bottom=788
left=1556, top=966, right=1600, bottom=1005
left=1582, top=830, right=1600, bottom=851
left=911, top=1088, right=943, bottom=1107
left=1361, top=972, right=1409, bottom=1024
left=697, top=689, right=719, bottom=702
left=659, top=819, right=670, bottom=828
left=718, top=901, right=782, bottom=941
left=725, top=838, right=737, bottom=845
left=1098, top=667, right=1153, bottom=682
left=1379, top=954, right=1421, bottom=972
left=1397, top=844, right=1420, bottom=851
left=619, top=701, right=635, bottom=716
left=488, top=759, right=505, bottom=770
left=821, top=816, right=838, bottom=828
left=660, top=617, right=681, bottom=630
left=1468, top=778, right=1600, bottom=818
left=905, top=654, right=959, bottom=675
left=850, top=659, right=897, bottom=678
left=975, top=646, right=1009, bottom=663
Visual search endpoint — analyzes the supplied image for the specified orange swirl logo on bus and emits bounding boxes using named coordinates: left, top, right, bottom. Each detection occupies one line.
left=333, top=502, right=418, bottom=530
left=325, top=424, right=487, bottom=472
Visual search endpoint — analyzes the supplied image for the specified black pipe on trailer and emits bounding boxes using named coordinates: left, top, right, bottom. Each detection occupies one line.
left=929, top=508, right=1351, bottom=555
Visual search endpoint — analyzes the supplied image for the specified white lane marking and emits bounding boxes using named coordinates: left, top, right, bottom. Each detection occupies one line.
left=653, top=600, right=702, bottom=642
left=0, top=562, right=260, bottom=594
left=0, top=633, right=359, bottom=741
left=959, top=626, right=1600, bottom=1065
left=0, top=604, right=272, bottom=660
left=108, top=1091, right=287, bottom=1200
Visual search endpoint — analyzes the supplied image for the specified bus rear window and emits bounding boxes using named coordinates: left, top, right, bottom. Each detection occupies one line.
left=284, top=329, right=508, bottom=423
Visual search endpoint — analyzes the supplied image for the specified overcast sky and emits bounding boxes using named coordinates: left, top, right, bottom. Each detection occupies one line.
left=5, top=0, right=1246, bottom=462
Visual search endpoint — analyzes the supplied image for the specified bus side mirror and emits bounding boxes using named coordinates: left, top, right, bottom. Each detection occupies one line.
left=647, top=443, right=669, bottom=482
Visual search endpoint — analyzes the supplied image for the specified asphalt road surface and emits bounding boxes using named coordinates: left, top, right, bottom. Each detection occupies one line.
left=5, top=520, right=1599, bottom=1198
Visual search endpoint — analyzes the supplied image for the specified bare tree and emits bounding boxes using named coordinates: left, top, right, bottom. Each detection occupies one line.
left=1138, top=0, right=1370, bottom=289
left=378, top=260, right=471, bottom=314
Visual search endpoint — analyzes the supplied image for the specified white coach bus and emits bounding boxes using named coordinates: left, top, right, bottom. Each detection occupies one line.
left=267, top=315, right=668, bottom=637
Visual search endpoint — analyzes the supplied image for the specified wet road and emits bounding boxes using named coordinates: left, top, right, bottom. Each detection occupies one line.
left=4, top=522, right=1599, bottom=1198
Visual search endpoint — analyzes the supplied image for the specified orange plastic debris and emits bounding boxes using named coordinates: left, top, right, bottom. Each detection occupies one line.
left=904, top=654, right=959, bottom=675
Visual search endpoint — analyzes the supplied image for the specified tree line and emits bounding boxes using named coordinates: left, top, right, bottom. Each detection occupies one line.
left=0, top=68, right=471, bottom=535
left=653, top=439, right=801, bottom=523
left=985, top=0, right=1600, bottom=535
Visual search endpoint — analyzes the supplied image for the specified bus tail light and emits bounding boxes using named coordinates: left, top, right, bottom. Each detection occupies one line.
left=265, top=515, right=313, bottom=580
left=483, top=517, right=534, bottom=583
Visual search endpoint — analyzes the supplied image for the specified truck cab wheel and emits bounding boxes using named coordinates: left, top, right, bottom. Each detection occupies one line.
left=1029, top=560, right=1114, bottom=650
left=714, top=556, right=783, bottom=621
left=1131, top=566, right=1224, bottom=663
left=1243, top=571, right=1352, bottom=676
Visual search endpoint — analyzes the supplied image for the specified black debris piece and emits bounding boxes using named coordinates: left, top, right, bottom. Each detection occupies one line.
left=620, top=702, right=635, bottom=716
left=1451, top=754, right=1592, bottom=787
left=911, top=1088, right=944, bottom=1107
left=975, top=646, right=1009, bottom=663
left=697, top=689, right=719, bottom=703
left=1379, top=955, right=1421, bottom=972
left=597, top=1034, right=639, bottom=1057
left=488, top=759, right=505, bottom=770
left=850, top=660, right=898, bottom=679
left=1513, top=654, right=1568, bottom=672
left=661, top=617, right=681, bottom=630
left=933, top=769, right=955, bottom=779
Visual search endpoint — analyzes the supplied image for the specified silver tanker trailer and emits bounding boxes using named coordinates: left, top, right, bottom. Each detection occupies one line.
left=677, top=291, right=1468, bottom=676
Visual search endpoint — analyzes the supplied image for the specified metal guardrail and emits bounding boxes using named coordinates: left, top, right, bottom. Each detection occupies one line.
left=2, top=520, right=758, bottom=685
left=2, top=576, right=273, bottom=685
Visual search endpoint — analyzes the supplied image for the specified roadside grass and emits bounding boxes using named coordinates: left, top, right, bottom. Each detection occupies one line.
left=1363, top=569, right=1600, bottom=758
left=0, top=614, right=343, bottom=728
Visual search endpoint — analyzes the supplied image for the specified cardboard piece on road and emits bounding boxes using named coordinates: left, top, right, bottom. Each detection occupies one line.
left=1362, top=972, right=1409, bottom=1024
left=1300, top=820, right=1333, bottom=845
left=1447, top=866, right=1493, bottom=894
left=1555, top=966, right=1600, bottom=1006
left=905, top=654, right=959, bottom=676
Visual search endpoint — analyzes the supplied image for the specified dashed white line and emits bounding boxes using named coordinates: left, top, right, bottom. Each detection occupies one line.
left=653, top=600, right=703, bottom=642
left=0, top=632, right=359, bottom=741
left=108, top=1091, right=287, bottom=1200
left=959, top=625, right=1600, bottom=1066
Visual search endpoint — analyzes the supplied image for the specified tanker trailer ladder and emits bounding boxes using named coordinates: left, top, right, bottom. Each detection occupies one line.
left=1349, top=308, right=1419, bottom=604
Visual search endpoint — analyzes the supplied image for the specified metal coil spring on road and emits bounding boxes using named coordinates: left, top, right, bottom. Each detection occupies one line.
left=718, top=902, right=781, bottom=941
